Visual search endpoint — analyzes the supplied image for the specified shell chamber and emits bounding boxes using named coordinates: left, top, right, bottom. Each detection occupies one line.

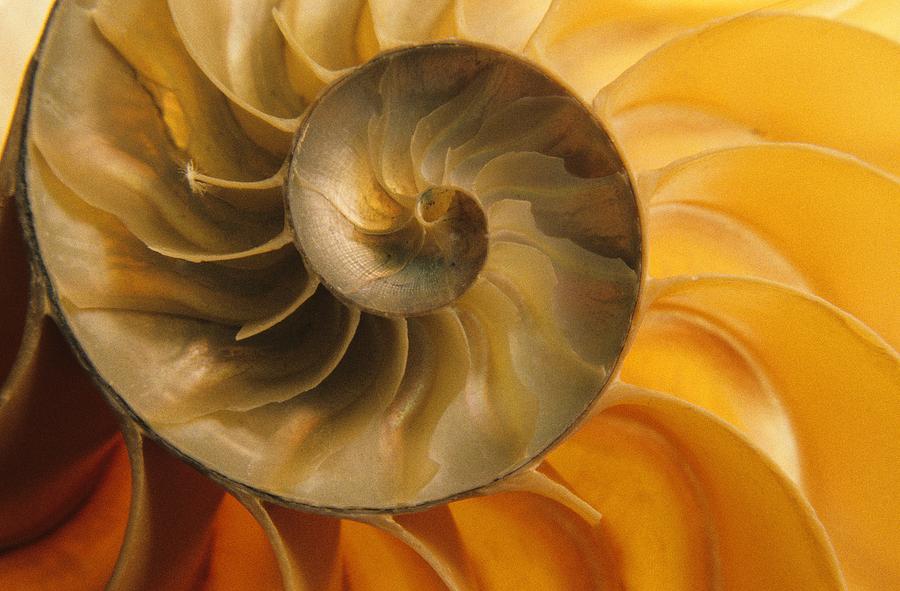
left=21, top=1, right=641, bottom=512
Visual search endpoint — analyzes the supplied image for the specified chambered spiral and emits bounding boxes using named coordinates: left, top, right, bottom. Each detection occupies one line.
left=22, top=1, right=640, bottom=512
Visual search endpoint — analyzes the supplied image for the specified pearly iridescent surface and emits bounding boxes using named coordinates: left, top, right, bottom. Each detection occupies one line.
left=2, top=0, right=899, bottom=589
left=287, top=43, right=639, bottom=317
left=23, top=1, right=640, bottom=510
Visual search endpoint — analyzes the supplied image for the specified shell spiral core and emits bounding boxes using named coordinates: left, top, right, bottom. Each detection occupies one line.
left=23, top=5, right=641, bottom=512
left=288, top=44, right=640, bottom=321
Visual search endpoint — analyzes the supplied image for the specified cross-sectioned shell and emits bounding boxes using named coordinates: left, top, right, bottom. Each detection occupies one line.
left=14, top=0, right=642, bottom=514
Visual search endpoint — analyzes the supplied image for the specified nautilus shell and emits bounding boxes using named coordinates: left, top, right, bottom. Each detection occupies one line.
left=23, top=2, right=642, bottom=511
left=1, top=0, right=898, bottom=589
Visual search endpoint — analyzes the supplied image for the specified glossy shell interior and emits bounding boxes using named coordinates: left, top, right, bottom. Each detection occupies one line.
left=21, top=1, right=641, bottom=511
left=3, top=1, right=899, bottom=589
